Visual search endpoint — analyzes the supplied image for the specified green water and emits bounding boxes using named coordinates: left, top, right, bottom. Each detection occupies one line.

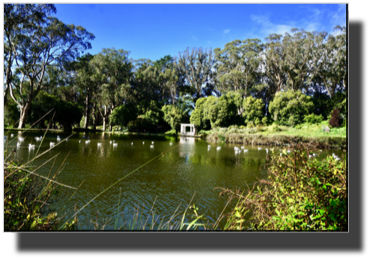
left=4, top=130, right=346, bottom=230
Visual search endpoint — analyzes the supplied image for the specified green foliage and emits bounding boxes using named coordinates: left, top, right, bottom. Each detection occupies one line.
left=162, top=104, right=183, bottom=133
left=304, top=113, right=323, bottom=124
left=110, top=104, right=138, bottom=127
left=242, top=97, right=265, bottom=124
left=4, top=101, right=19, bottom=127
left=4, top=162, right=76, bottom=231
left=262, top=117, right=268, bottom=126
left=268, top=90, right=314, bottom=126
left=165, top=129, right=177, bottom=135
left=219, top=143, right=347, bottom=230
left=255, top=117, right=261, bottom=126
left=29, top=92, right=82, bottom=131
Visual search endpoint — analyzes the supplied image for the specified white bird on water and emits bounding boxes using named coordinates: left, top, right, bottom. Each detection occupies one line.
left=258, top=147, right=262, bottom=150
left=217, top=147, right=221, bottom=150
left=18, top=137, right=24, bottom=142
left=150, top=145, right=154, bottom=148
left=97, top=143, right=102, bottom=147
left=266, top=148, right=268, bottom=153
left=143, top=142, right=145, bottom=144
left=244, top=149, right=248, bottom=153
left=152, top=141, right=154, bottom=144
left=110, top=141, right=112, bottom=144
left=113, top=143, right=118, bottom=147
left=241, top=146, right=244, bottom=149
left=170, top=143, right=172, bottom=145
left=79, top=140, right=81, bottom=143
left=28, top=144, right=35, bottom=149
left=17, top=142, right=21, bottom=148
left=11, top=134, right=14, bottom=137
left=50, top=142, right=55, bottom=147
left=131, top=142, right=133, bottom=145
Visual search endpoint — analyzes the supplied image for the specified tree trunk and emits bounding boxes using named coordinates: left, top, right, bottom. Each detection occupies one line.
left=84, top=93, right=89, bottom=129
left=108, top=108, right=113, bottom=131
left=92, top=108, right=96, bottom=131
left=103, top=116, right=106, bottom=131
left=18, top=102, right=31, bottom=129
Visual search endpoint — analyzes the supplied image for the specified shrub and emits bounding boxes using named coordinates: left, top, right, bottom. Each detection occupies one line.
left=247, top=123, right=255, bottom=129
left=304, top=114, right=323, bottom=124
left=262, top=117, right=268, bottom=126
left=255, top=117, right=261, bottom=126
left=243, top=97, right=265, bottom=125
left=329, top=109, right=343, bottom=128
left=218, top=143, right=347, bottom=230
left=268, top=90, right=314, bottom=126
left=288, top=116, right=296, bottom=127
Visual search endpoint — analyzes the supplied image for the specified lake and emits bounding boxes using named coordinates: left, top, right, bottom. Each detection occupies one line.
left=4, top=130, right=345, bottom=230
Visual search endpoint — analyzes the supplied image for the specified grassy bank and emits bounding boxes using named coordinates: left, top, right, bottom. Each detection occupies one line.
left=202, top=123, right=346, bottom=149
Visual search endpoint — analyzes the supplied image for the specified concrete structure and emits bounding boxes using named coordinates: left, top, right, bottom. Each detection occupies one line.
left=180, top=123, right=196, bottom=136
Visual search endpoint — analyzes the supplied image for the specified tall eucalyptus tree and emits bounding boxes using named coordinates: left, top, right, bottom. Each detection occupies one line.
left=214, top=38, right=264, bottom=98
left=4, top=4, right=56, bottom=106
left=263, top=34, right=288, bottom=95
left=5, top=4, right=94, bottom=128
left=176, top=47, right=215, bottom=100
left=90, top=48, right=134, bottom=131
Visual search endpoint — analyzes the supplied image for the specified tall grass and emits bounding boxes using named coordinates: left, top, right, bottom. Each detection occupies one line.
left=4, top=111, right=78, bottom=230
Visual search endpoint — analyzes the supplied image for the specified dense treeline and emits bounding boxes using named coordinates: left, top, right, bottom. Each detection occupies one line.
left=4, top=4, right=347, bottom=133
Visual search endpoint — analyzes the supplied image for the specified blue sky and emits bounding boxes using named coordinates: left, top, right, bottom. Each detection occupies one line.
left=55, top=4, right=346, bottom=62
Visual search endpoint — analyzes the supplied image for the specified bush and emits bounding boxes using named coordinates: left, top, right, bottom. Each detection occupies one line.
left=255, top=117, right=261, bottom=126
left=268, top=90, right=314, bottom=126
left=329, top=109, right=343, bottom=128
left=288, top=116, right=296, bottom=127
left=218, top=143, right=347, bottom=230
left=304, top=114, right=323, bottom=124
left=165, top=129, right=177, bottom=135
left=262, top=117, right=268, bottom=126
left=247, top=123, right=255, bottom=129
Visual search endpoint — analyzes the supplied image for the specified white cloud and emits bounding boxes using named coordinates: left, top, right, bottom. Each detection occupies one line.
left=250, top=15, right=293, bottom=37
left=330, top=4, right=346, bottom=27
left=224, top=29, right=230, bottom=34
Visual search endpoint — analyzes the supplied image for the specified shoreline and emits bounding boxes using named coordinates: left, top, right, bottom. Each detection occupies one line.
left=206, top=132, right=347, bottom=149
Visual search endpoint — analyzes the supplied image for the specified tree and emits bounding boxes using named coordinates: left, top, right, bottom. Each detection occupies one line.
left=6, top=4, right=94, bottom=128
left=90, top=48, right=134, bottom=131
left=268, top=90, right=314, bottom=126
left=162, top=105, right=183, bottom=134
left=214, top=39, right=264, bottom=98
left=109, top=104, right=138, bottom=130
left=4, top=4, right=56, bottom=106
left=316, top=26, right=347, bottom=97
left=242, top=97, right=265, bottom=125
left=264, top=34, right=287, bottom=95
left=190, top=97, right=208, bottom=130
left=28, top=92, right=82, bottom=131
left=69, top=53, right=95, bottom=129
left=176, top=47, right=216, bottom=100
